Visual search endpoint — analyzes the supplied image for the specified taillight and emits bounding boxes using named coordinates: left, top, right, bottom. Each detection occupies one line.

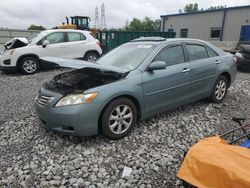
left=233, top=56, right=238, bottom=65
left=97, top=40, right=101, bottom=48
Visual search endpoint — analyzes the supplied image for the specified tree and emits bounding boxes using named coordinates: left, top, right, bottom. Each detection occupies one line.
left=181, top=4, right=227, bottom=13
left=27, top=24, right=46, bottom=30
left=129, top=18, right=142, bottom=31
left=127, top=17, right=160, bottom=32
left=184, top=3, right=199, bottom=13
left=206, top=5, right=227, bottom=10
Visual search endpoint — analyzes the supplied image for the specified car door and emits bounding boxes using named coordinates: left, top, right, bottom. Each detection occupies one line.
left=63, top=32, right=87, bottom=58
left=39, top=32, right=67, bottom=57
left=185, top=42, right=217, bottom=100
left=142, top=43, right=191, bottom=116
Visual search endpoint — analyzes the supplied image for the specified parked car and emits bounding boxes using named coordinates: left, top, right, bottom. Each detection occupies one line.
left=0, top=29, right=102, bottom=74
left=35, top=37, right=237, bottom=140
left=236, top=45, right=250, bottom=71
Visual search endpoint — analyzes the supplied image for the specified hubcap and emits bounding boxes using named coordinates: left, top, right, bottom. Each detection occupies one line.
left=87, top=55, right=97, bottom=62
left=109, top=105, right=133, bottom=134
left=23, top=59, right=37, bottom=73
left=215, top=80, right=226, bottom=100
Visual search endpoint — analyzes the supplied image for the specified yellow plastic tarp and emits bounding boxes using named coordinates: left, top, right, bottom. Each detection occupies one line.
left=177, top=136, right=250, bottom=188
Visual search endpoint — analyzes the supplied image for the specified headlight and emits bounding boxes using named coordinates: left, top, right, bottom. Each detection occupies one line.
left=55, top=92, right=98, bottom=107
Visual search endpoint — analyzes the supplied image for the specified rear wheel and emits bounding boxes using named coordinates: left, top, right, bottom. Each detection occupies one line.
left=101, top=98, right=137, bottom=140
left=84, top=52, right=98, bottom=62
left=210, top=75, right=228, bottom=103
left=19, top=57, right=40, bottom=74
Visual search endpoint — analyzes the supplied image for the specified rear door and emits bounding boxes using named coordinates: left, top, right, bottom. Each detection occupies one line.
left=39, top=32, right=67, bottom=57
left=64, top=32, right=88, bottom=58
left=142, top=43, right=192, bottom=116
left=185, top=42, right=218, bottom=100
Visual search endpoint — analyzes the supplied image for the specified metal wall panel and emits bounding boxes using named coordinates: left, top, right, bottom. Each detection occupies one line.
left=223, top=8, right=250, bottom=41
left=163, top=11, right=224, bottom=41
left=162, top=7, right=250, bottom=42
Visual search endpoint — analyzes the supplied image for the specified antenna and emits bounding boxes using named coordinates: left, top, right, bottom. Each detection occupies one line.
left=100, top=3, right=106, bottom=30
left=94, top=6, right=99, bottom=29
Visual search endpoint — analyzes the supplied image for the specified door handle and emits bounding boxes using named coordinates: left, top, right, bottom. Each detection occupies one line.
left=215, top=60, right=221, bottom=64
left=181, top=68, right=190, bottom=73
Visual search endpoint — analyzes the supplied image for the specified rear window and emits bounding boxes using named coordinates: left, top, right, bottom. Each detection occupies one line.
left=186, top=44, right=208, bottom=61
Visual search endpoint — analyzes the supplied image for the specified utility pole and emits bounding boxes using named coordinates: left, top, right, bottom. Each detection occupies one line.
left=94, top=6, right=99, bottom=29
left=100, top=3, right=106, bottom=30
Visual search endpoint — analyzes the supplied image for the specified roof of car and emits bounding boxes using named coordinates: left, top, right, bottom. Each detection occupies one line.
left=131, top=37, right=166, bottom=42
left=44, top=29, right=90, bottom=33
left=130, top=37, right=207, bottom=44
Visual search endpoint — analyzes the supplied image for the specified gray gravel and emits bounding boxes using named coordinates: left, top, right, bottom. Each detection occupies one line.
left=0, top=69, right=250, bottom=187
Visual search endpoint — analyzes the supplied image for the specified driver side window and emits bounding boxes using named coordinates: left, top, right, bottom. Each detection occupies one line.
left=154, top=45, right=185, bottom=66
left=38, top=32, right=65, bottom=45
left=46, top=32, right=65, bottom=44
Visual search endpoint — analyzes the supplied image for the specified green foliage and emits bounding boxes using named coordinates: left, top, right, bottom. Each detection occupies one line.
left=27, top=24, right=46, bottom=30
left=184, top=3, right=199, bottom=13
left=127, top=17, right=161, bottom=32
left=182, top=3, right=227, bottom=13
left=206, top=5, right=227, bottom=10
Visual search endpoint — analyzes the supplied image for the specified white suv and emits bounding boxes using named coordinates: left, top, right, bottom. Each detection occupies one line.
left=0, top=29, right=102, bottom=74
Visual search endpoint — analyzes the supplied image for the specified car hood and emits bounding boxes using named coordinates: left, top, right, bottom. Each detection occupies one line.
left=40, top=57, right=128, bottom=74
left=41, top=57, right=129, bottom=95
left=4, top=37, right=28, bottom=50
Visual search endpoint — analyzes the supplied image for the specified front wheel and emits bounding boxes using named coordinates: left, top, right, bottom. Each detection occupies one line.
left=101, top=98, right=137, bottom=140
left=210, top=75, right=228, bottom=103
left=19, top=57, right=40, bottom=74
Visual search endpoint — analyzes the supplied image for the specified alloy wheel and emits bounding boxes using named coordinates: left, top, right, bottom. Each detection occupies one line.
left=109, top=105, right=133, bottom=134
left=87, top=55, right=97, bottom=62
left=215, top=80, right=226, bottom=100
left=23, top=59, right=37, bottom=73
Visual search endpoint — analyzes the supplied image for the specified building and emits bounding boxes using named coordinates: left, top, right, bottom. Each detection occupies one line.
left=161, top=5, right=250, bottom=42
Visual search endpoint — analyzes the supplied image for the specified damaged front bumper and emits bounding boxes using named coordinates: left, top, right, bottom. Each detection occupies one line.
left=34, top=88, right=101, bottom=137
left=0, top=55, right=17, bottom=71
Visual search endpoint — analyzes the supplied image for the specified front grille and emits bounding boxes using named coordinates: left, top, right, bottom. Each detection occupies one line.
left=36, top=95, right=54, bottom=106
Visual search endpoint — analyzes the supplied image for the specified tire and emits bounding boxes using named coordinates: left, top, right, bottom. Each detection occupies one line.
left=19, top=56, right=40, bottom=75
left=210, top=75, right=228, bottom=103
left=84, top=52, right=99, bottom=62
left=101, top=98, right=137, bottom=140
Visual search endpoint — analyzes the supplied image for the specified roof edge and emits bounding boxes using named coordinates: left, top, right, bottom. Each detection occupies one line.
left=160, top=5, right=250, bottom=18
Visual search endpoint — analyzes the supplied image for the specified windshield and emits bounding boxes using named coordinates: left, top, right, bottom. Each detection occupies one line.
left=97, top=43, right=156, bottom=70
left=27, top=32, right=43, bottom=43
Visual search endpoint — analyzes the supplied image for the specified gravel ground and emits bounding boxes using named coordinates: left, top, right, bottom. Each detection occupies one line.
left=0, top=69, right=249, bottom=188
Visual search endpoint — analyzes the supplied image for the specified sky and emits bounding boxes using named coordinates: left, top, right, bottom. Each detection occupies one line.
left=0, top=0, right=249, bottom=29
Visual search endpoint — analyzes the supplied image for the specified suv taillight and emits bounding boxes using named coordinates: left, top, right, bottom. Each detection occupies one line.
left=97, top=40, right=101, bottom=48
left=233, top=56, right=238, bottom=65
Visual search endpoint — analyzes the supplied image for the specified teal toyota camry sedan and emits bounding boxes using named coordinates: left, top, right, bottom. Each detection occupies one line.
left=35, top=37, right=237, bottom=139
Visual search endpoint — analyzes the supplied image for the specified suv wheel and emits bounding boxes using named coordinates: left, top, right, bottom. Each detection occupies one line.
left=101, top=98, right=137, bottom=140
left=20, top=57, right=40, bottom=74
left=210, top=75, right=228, bottom=103
left=84, top=52, right=98, bottom=62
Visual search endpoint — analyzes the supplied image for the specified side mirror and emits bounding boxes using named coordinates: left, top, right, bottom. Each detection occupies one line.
left=148, top=61, right=167, bottom=71
left=42, top=40, right=50, bottom=48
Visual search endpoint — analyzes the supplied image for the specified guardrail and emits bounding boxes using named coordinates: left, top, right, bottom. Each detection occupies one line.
left=0, top=29, right=40, bottom=46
